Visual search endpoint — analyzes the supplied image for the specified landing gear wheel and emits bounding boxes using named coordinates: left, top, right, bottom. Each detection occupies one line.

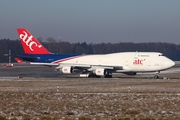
left=104, top=72, right=112, bottom=78
left=88, top=73, right=101, bottom=78
left=154, top=74, right=159, bottom=79
left=105, top=75, right=112, bottom=78
left=154, top=71, right=160, bottom=79
left=88, top=73, right=94, bottom=78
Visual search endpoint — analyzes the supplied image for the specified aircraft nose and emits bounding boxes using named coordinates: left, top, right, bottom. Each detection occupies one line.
left=163, top=59, right=175, bottom=68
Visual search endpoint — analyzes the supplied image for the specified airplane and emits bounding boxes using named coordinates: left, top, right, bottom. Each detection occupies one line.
left=16, top=28, right=175, bottom=78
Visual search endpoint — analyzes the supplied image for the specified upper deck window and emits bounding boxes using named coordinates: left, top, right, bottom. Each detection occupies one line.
left=141, top=55, right=149, bottom=57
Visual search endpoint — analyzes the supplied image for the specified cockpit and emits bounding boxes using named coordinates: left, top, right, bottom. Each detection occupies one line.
left=158, top=53, right=164, bottom=56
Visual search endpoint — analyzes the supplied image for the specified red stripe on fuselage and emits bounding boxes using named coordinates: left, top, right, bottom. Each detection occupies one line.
left=52, top=55, right=84, bottom=64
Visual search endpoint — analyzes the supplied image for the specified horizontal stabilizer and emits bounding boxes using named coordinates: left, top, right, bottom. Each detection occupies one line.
left=16, top=55, right=39, bottom=61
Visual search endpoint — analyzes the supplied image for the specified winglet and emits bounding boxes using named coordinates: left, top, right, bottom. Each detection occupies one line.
left=17, top=28, right=50, bottom=54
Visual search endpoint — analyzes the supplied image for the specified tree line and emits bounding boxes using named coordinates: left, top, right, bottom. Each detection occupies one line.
left=0, top=38, right=180, bottom=63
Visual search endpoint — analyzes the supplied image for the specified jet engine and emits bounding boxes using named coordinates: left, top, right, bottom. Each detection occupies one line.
left=60, top=66, right=73, bottom=74
left=93, top=69, right=105, bottom=76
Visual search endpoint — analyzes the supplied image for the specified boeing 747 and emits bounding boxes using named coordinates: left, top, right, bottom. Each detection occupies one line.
left=16, top=28, right=175, bottom=78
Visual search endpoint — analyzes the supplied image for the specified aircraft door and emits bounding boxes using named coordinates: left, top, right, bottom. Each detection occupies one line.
left=133, top=52, right=139, bottom=70
left=134, top=52, right=139, bottom=59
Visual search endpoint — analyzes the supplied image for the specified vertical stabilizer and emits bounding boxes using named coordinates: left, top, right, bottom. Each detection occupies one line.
left=17, top=28, right=50, bottom=54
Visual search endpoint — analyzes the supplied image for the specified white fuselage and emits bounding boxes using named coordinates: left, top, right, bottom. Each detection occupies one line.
left=59, top=52, right=175, bottom=73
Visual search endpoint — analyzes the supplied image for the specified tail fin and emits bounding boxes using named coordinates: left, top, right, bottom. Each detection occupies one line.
left=17, top=28, right=50, bottom=54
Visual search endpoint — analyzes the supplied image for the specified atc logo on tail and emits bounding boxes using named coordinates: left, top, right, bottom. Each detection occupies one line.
left=17, top=28, right=50, bottom=54
left=19, top=31, right=42, bottom=51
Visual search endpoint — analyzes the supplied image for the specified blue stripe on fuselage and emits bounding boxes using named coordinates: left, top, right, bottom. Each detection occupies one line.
left=20, top=54, right=82, bottom=63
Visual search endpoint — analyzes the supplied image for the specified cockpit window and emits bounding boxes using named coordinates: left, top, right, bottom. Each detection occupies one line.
left=159, top=54, right=163, bottom=56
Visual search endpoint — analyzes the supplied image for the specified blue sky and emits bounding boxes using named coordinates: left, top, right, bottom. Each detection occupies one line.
left=0, top=0, right=180, bottom=44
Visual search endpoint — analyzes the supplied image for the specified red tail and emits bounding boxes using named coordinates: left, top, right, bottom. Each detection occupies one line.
left=17, top=28, right=50, bottom=54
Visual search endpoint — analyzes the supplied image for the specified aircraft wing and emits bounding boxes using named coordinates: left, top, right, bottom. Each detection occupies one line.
left=56, top=63, right=91, bottom=70
left=55, top=63, right=123, bottom=73
left=57, top=63, right=123, bottom=69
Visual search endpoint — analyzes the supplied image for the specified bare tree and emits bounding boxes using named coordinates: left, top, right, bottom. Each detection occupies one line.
left=46, top=37, right=57, bottom=43
left=37, top=37, right=43, bottom=43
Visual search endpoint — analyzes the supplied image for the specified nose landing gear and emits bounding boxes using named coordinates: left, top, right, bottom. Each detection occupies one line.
left=154, top=71, right=160, bottom=79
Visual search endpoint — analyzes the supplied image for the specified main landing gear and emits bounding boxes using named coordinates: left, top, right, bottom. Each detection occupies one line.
left=153, top=71, right=160, bottom=79
left=87, top=72, right=112, bottom=78
left=104, top=72, right=112, bottom=78
left=88, top=73, right=101, bottom=78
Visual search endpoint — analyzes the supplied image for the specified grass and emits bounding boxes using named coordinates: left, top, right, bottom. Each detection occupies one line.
left=1, top=77, right=180, bottom=119
left=1, top=92, right=180, bottom=119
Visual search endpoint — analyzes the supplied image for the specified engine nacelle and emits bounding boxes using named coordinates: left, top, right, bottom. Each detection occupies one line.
left=94, top=69, right=105, bottom=76
left=60, top=66, right=73, bottom=74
